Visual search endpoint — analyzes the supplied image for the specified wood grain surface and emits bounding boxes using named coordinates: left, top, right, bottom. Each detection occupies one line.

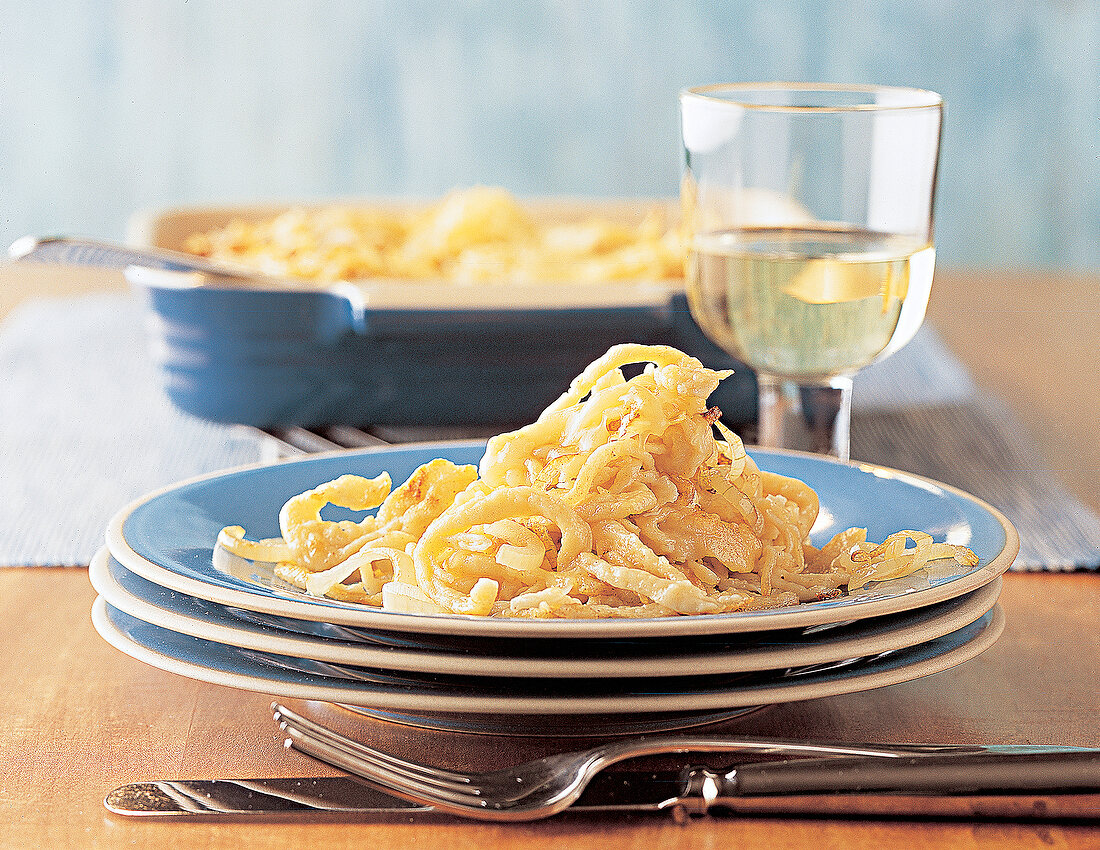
left=927, top=270, right=1100, bottom=516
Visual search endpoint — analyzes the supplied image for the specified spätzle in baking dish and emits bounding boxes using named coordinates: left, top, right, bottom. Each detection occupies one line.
left=217, top=344, right=977, bottom=618
left=185, top=186, right=684, bottom=285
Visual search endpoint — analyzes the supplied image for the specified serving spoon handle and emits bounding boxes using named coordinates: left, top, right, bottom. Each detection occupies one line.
left=7, top=234, right=256, bottom=280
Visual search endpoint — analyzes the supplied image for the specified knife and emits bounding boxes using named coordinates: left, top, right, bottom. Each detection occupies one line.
left=106, top=765, right=1100, bottom=822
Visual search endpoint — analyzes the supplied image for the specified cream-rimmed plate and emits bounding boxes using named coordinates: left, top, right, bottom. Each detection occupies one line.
left=91, top=597, right=1004, bottom=734
left=105, top=442, right=1018, bottom=639
left=91, top=547, right=1002, bottom=679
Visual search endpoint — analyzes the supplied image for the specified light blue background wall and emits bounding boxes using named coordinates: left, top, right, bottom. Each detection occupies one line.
left=2, top=1, right=1096, bottom=269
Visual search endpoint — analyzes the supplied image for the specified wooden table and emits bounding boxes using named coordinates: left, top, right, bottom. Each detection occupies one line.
left=2, top=265, right=1098, bottom=848
left=926, top=269, right=1100, bottom=517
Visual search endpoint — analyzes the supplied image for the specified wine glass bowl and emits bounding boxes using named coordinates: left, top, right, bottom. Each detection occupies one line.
left=679, top=83, right=944, bottom=461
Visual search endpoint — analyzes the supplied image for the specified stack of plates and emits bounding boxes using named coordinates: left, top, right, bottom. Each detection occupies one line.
left=94, top=441, right=1018, bottom=736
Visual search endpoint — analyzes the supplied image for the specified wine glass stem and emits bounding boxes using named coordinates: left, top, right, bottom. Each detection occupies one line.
left=757, top=375, right=854, bottom=462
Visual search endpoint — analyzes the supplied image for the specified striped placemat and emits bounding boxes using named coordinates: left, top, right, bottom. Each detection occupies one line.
left=1, top=294, right=262, bottom=566
left=852, top=400, right=1100, bottom=571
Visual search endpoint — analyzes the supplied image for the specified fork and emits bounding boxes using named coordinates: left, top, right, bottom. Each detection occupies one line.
left=272, top=703, right=1100, bottom=821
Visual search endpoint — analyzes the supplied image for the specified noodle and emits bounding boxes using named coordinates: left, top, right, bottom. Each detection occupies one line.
left=218, top=344, right=978, bottom=617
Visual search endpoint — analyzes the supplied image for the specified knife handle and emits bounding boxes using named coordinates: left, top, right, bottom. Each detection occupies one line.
left=683, top=751, right=1100, bottom=813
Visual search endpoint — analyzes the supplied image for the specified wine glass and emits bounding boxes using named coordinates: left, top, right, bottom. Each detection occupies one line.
left=679, top=83, right=943, bottom=461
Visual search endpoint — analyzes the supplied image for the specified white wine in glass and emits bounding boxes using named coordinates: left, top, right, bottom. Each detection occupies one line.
left=687, top=225, right=934, bottom=380
left=680, top=83, right=944, bottom=461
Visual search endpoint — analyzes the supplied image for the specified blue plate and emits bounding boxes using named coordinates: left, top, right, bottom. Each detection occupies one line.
left=105, top=443, right=1018, bottom=639
left=90, top=548, right=1001, bottom=678
left=91, top=598, right=1003, bottom=733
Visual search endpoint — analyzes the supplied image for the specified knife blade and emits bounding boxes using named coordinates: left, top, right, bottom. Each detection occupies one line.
left=105, top=768, right=1100, bottom=822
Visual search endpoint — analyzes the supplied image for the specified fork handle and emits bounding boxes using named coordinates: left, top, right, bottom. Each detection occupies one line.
left=686, top=750, right=1100, bottom=812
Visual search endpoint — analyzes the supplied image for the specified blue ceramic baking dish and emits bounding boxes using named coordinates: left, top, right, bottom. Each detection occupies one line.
left=124, top=197, right=759, bottom=429
left=126, top=267, right=757, bottom=429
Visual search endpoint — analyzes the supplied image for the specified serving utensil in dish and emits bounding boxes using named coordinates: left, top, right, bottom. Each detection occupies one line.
left=8, top=234, right=263, bottom=281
